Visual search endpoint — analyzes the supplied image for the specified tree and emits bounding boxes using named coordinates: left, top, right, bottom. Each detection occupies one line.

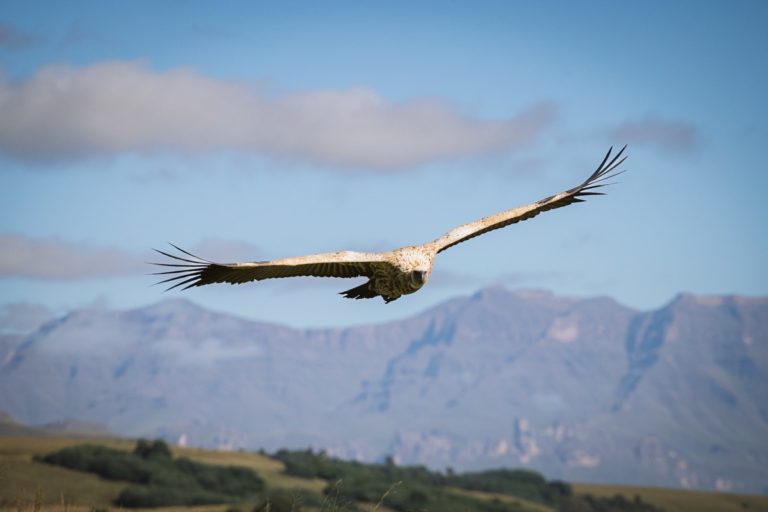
left=134, top=438, right=172, bottom=460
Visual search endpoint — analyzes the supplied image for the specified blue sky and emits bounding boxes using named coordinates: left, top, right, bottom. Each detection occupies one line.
left=1, top=1, right=767, bottom=327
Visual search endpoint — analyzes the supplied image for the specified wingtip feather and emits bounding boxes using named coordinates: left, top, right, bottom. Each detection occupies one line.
left=150, top=244, right=210, bottom=291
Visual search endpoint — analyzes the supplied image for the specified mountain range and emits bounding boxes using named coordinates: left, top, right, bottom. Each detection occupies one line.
left=1, top=287, right=766, bottom=494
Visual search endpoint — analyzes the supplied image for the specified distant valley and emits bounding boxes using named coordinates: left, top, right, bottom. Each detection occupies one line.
left=1, top=287, right=766, bottom=494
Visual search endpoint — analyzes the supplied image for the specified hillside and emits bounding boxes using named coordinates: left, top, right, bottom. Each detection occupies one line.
left=2, top=436, right=768, bottom=512
left=0, top=288, right=766, bottom=493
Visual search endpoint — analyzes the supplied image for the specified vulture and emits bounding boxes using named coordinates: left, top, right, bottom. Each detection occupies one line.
left=154, top=146, right=627, bottom=303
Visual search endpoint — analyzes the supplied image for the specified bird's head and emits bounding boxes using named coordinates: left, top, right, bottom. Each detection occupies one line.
left=395, top=246, right=434, bottom=290
left=409, top=269, right=430, bottom=288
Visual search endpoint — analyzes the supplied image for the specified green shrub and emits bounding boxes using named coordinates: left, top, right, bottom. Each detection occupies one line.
left=115, top=484, right=228, bottom=507
left=251, top=487, right=340, bottom=512
left=39, top=440, right=265, bottom=508
left=38, top=444, right=153, bottom=483
left=446, top=468, right=572, bottom=505
left=273, top=448, right=570, bottom=508
left=559, top=493, right=666, bottom=512
left=133, top=439, right=172, bottom=460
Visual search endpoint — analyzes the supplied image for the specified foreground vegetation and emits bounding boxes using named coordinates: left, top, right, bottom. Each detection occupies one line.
left=274, top=448, right=570, bottom=510
left=573, top=483, right=768, bottom=512
left=272, top=449, right=663, bottom=512
left=37, top=440, right=264, bottom=507
left=2, top=436, right=767, bottom=512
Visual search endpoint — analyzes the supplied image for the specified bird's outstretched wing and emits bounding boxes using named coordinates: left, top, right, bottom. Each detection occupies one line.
left=152, top=245, right=390, bottom=291
left=429, top=145, right=627, bottom=254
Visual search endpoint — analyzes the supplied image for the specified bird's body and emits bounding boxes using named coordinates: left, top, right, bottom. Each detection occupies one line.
left=345, top=246, right=434, bottom=302
left=154, top=146, right=627, bottom=302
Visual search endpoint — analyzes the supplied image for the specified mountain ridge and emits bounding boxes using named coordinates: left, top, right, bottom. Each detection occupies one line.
left=0, top=287, right=765, bottom=494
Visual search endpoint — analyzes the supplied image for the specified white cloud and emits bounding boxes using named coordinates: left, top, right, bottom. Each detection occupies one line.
left=0, top=61, right=555, bottom=169
left=154, top=337, right=263, bottom=366
left=609, top=114, right=697, bottom=153
left=0, top=234, right=143, bottom=279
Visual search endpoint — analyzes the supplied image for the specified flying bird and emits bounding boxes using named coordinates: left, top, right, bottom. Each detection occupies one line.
left=154, top=146, right=627, bottom=303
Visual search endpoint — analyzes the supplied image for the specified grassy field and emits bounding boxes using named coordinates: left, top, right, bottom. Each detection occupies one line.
left=574, top=483, right=768, bottom=512
left=446, top=487, right=555, bottom=512
left=0, top=436, right=382, bottom=512
left=2, top=435, right=767, bottom=512
left=0, top=437, right=132, bottom=507
left=167, top=445, right=326, bottom=494
left=0, top=436, right=324, bottom=510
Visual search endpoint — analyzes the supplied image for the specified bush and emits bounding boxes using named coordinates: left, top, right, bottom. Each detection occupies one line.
left=273, top=448, right=570, bottom=508
left=446, top=468, right=572, bottom=505
left=38, top=444, right=153, bottom=483
left=115, top=484, right=235, bottom=507
left=559, top=493, right=666, bottom=512
left=251, top=488, right=327, bottom=512
left=133, top=439, right=172, bottom=460
left=39, top=440, right=265, bottom=508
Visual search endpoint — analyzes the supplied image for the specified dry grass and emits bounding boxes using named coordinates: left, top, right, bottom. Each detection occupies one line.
left=446, top=487, right=555, bottom=512
left=0, top=458, right=125, bottom=507
left=0, top=437, right=133, bottom=459
left=170, top=445, right=326, bottom=493
left=0, top=437, right=128, bottom=508
left=574, top=482, right=768, bottom=512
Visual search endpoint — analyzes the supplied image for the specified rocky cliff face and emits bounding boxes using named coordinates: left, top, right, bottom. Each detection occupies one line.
left=1, top=289, right=766, bottom=493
